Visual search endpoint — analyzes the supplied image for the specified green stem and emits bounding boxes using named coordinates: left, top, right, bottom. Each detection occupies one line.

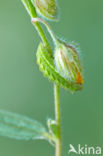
left=22, top=1, right=62, bottom=155
left=34, top=22, right=52, bottom=56
left=22, top=0, right=52, bottom=57
left=54, top=84, right=62, bottom=156
left=32, top=18, right=59, bottom=46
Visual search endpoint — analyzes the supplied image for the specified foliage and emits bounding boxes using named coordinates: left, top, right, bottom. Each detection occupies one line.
left=0, top=0, right=83, bottom=156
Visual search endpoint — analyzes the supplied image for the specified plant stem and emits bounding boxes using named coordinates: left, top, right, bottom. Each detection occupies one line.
left=22, top=0, right=52, bottom=57
left=54, top=84, right=62, bottom=156
left=22, top=1, right=62, bottom=155
left=32, top=18, right=59, bottom=46
left=33, top=22, right=53, bottom=57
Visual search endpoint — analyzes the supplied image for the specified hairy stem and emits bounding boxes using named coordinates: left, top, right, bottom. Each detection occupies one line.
left=32, top=18, right=58, bottom=46
left=22, top=0, right=52, bottom=56
left=54, top=84, right=62, bottom=156
left=22, top=1, right=62, bottom=155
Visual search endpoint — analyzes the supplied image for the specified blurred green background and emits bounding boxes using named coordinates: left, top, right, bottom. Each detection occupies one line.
left=0, top=0, right=103, bottom=156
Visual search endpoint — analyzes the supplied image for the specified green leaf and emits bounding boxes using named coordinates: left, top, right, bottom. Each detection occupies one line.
left=37, top=43, right=82, bottom=92
left=47, top=119, right=58, bottom=137
left=0, top=110, right=48, bottom=140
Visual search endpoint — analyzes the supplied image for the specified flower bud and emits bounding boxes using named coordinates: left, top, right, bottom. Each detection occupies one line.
left=54, top=41, right=84, bottom=86
left=33, top=0, right=57, bottom=20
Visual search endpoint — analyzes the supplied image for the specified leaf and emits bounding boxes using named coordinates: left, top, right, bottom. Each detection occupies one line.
left=0, top=110, right=48, bottom=140
left=47, top=119, right=58, bottom=138
left=37, top=43, right=82, bottom=92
